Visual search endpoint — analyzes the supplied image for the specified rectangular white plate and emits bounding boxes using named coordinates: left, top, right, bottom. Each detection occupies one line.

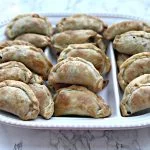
left=0, top=13, right=149, bottom=130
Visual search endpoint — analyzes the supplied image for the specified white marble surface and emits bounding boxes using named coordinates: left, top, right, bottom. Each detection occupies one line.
left=0, top=0, right=150, bottom=149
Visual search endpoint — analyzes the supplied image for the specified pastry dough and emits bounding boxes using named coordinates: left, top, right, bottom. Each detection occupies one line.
left=48, top=57, right=105, bottom=92
left=58, top=43, right=111, bottom=74
left=121, top=74, right=150, bottom=116
left=29, top=83, right=54, bottom=119
left=15, top=33, right=51, bottom=48
left=118, top=52, right=150, bottom=90
left=5, top=14, right=53, bottom=39
left=50, top=30, right=106, bottom=53
left=54, top=85, right=111, bottom=118
left=103, top=21, right=150, bottom=40
left=56, top=14, right=107, bottom=33
left=113, top=31, right=150, bottom=55
left=0, top=80, right=39, bottom=120
left=0, top=45, right=52, bottom=79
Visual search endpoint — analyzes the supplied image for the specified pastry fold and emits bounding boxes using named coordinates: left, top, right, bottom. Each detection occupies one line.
left=54, top=85, right=111, bottom=118
left=5, top=14, right=53, bottom=39
left=58, top=43, right=111, bottom=74
left=121, top=74, right=150, bottom=116
left=48, top=57, right=105, bottom=92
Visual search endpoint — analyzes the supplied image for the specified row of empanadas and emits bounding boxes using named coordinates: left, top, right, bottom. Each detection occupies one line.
left=0, top=44, right=52, bottom=79
left=5, top=14, right=53, bottom=48
left=58, top=43, right=111, bottom=74
left=0, top=13, right=112, bottom=120
left=0, top=80, right=54, bottom=120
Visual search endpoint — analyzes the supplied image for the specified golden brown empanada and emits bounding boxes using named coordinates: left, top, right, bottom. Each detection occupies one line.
left=0, top=61, right=32, bottom=83
left=15, top=33, right=51, bottom=48
left=103, top=21, right=150, bottom=40
left=120, top=74, right=150, bottom=116
left=48, top=57, right=105, bottom=92
left=5, top=14, right=53, bottom=39
left=113, top=31, right=150, bottom=55
left=0, top=45, right=52, bottom=79
left=56, top=14, right=107, bottom=33
left=118, top=52, right=150, bottom=90
left=0, top=80, right=39, bottom=120
left=58, top=43, right=111, bottom=74
left=29, top=83, right=54, bottom=119
left=54, top=85, right=111, bottom=118
left=50, top=30, right=106, bottom=53
left=116, top=52, right=130, bottom=70
left=0, top=40, right=34, bottom=49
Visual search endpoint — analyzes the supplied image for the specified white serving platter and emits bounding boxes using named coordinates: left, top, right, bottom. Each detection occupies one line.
left=0, top=13, right=149, bottom=130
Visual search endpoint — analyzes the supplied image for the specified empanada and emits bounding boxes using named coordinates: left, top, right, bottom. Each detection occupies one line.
left=103, top=21, right=150, bottom=40
left=120, top=74, right=150, bottom=116
left=54, top=85, right=111, bottom=118
left=0, top=45, right=52, bottom=79
left=6, top=14, right=53, bottom=39
left=15, top=33, right=51, bottom=48
left=0, top=80, right=39, bottom=120
left=48, top=57, right=105, bottom=92
left=116, top=52, right=130, bottom=70
left=29, top=83, right=54, bottom=119
left=56, top=14, right=107, bottom=33
left=118, top=52, right=150, bottom=90
left=0, top=61, right=32, bottom=83
left=50, top=30, right=106, bottom=53
left=0, top=40, right=34, bottom=49
left=113, top=31, right=150, bottom=55
left=58, top=43, right=111, bottom=74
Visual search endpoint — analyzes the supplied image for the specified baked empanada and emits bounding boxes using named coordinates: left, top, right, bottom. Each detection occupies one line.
left=118, top=52, right=150, bottom=90
left=54, top=85, right=111, bottom=118
left=50, top=30, right=106, bottom=53
left=120, top=74, right=150, bottom=116
left=113, top=31, right=150, bottom=55
left=56, top=14, right=107, bottom=33
left=0, top=45, right=52, bottom=79
left=5, top=14, right=53, bottom=39
left=29, top=83, right=54, bottom=119
left=48, top=57, right=105, bottom=92
left=15, top=33, right=51, bottom=48
left=0, top=80, right=39, bottom=120
left=116, top=52, right=130, bottom=70
left=58, top=43, right=111, bottom=74
left=0, top=40, right=34, bottom=49
left=0, top=61, right=32, bottom=83
left=103, top=21, right=150, bottom=40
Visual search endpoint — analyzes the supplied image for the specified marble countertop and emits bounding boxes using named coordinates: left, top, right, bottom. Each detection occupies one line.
left=0, top=0, right=150, bottom=150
